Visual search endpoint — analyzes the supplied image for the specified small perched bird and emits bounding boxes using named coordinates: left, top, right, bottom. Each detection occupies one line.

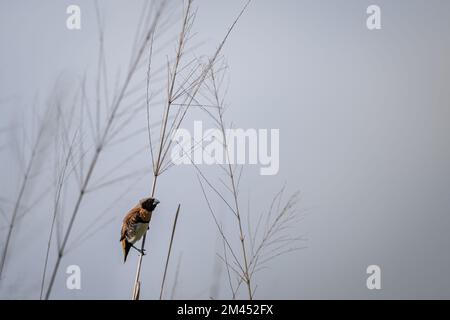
left=120, top=197, right=160, bottom=262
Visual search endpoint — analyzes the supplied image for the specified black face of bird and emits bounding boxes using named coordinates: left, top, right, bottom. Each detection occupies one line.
left=140, top=197, right=160, bottom=211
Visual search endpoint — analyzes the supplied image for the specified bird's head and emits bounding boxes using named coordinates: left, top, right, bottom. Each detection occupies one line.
left=140, top=197, right=160, bottom=212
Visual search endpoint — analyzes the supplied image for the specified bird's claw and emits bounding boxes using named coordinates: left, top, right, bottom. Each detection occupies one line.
left=132, top=245, right=146, bottom=256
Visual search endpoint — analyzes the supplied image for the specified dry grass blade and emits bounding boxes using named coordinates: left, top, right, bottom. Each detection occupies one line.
left=169, top=253, right=183, bottom=299
left=39, top=129, right=79, bottom=299
left=0, top=101, right=54, bottom=280
left=159, top=204, right=181, bottom=300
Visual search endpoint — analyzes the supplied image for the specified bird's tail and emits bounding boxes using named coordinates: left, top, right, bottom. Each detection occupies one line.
left=122, top=239, right=132, bottom=263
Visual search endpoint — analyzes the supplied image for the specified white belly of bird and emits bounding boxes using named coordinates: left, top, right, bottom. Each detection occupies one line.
left=127, top=222, right=149, bottom=244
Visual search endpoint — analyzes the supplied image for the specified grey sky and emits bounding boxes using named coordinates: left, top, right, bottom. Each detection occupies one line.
left=1, top=0, right=450, bottom=299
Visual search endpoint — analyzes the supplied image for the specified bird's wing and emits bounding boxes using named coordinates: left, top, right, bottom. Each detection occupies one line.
left=120, top=223, right=127, bottom=242
left=120, top=206, right=140, bottom=241
left=138, top=208, right=152, bottom=223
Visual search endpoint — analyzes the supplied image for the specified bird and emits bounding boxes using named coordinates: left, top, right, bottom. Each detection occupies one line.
left=120, top=197, right=160, bottom=262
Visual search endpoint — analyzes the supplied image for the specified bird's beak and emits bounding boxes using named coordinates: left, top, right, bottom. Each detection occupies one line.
left=154, top=199, right=160, bottom=205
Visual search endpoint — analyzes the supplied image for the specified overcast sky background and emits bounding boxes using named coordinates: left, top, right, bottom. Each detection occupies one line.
left=1, top=0, right=450, bottom=299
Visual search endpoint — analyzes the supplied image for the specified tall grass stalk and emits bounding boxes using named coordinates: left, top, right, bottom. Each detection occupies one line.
left=0, top=101, right=53, bottom=279
left=43, top=1, right=168, bottom=299
left=131, top=0, right=251, bottom=300
left=194, top=64, right=305, bottom=299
